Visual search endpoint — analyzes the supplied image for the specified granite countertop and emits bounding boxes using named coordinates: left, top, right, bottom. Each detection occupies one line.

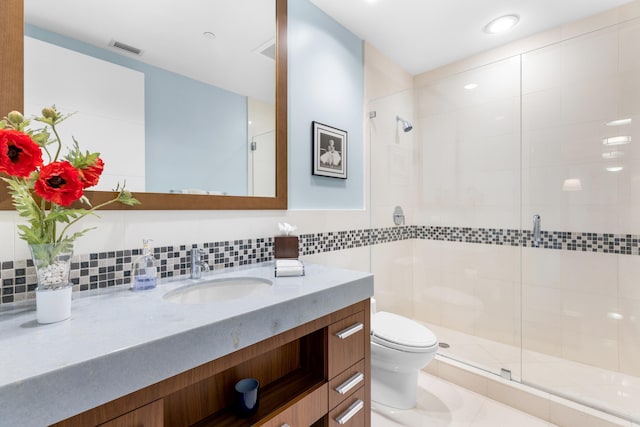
left=0, top=262, right=374, bottom=427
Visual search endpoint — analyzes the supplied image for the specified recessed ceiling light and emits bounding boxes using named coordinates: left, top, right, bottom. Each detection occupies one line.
left=602, top=136, right=631, bottom=146
left=464, top=83, right=479, bottom=90
left=605, top=118, right=632, bottom=126
left=203, top=31, right=216, bottom=40
left=484, top=14, right=519, bottom=34
left=606, top=166, right=624, bottom=172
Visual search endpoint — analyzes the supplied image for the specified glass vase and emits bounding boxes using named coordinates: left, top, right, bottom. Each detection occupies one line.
left=29, top=242, right=74, bottom=324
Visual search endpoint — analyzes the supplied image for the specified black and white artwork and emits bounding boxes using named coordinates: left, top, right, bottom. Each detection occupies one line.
left=312, top=121, right=347, bottom=179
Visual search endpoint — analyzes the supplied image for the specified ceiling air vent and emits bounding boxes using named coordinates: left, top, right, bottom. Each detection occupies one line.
left=254, top=38, right=276, bottom=61
left=109, top=40, right=143, bottom=56
left=259, top=43, right=276, bottom=60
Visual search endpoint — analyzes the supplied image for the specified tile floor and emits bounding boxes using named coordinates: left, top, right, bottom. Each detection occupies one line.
left=424, top=322, right=640, bottom=422
left=372, top=371, right=558, bottom=426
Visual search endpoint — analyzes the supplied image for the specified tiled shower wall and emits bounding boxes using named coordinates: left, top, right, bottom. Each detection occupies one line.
left=406, top=10, right=640, bottom=382
left=413, top=239, right=640, bottom=379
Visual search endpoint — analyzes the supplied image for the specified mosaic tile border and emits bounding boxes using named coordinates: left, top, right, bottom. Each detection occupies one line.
left=2, top=225, right=639, bottom=304
left=0, top=238, right=276, bottom=305
left=420, top=226, right=640, bottom=255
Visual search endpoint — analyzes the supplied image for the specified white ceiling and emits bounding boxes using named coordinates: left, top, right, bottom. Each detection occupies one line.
left=24, top=0, right=276, bottom=104
left=309, top=0, right=636, bottom=75
left=23, top=0, right=636, bottom=101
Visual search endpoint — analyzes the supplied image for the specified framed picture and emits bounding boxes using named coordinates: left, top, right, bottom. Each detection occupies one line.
left=312, top=121, right=347, bottom=179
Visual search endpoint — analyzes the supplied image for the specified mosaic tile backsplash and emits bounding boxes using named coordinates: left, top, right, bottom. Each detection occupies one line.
left=2, top=225, right=639, bottom=304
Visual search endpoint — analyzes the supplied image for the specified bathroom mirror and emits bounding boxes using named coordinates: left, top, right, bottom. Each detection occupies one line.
left=0, top=0, right=287, bottom=210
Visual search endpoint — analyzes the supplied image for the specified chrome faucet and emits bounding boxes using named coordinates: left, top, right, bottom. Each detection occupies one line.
left=190, top=248, right=210, bottom=279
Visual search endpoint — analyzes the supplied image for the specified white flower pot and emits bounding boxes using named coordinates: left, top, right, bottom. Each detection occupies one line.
left=36, top=286, right=72, bottom=324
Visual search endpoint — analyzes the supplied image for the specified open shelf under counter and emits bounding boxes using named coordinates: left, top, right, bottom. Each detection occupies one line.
left=195, top=370, right=327, bottom=427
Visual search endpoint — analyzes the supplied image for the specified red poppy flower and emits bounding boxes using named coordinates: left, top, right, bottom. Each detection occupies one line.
left=0, top=129, right=44, bottom=177
left=34, top=161, right=84, bottom=207
left=77, top=157, right=104, bottom=188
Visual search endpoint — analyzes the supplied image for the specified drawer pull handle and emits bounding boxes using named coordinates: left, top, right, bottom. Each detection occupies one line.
left=335, top=372, right=364, bottom=395
left=336, top=399, right=364, bottom=425
left=280, top=424, right=290, bottom=427
left=336, top=322, right=364, bottom=340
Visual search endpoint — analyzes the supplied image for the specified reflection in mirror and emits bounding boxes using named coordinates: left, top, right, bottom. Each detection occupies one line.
left=0, top=0, right=286, bottom=210
left=23, top=0, right=276, bottom=197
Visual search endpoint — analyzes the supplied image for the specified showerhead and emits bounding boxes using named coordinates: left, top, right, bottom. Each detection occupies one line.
left=396, top=116, right=413, bottom=133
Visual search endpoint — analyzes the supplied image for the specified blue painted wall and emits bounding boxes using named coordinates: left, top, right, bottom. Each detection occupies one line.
left=26, top=1, right=367, bottom=208
left=288, top=0, right=365, bottom=210
left=25, top=24, right=248, bottom=195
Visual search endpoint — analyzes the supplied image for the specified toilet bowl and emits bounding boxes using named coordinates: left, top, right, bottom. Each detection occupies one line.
left=370, top=307, right=438, bottom=409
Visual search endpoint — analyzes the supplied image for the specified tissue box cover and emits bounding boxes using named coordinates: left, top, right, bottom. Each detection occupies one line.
left=274, top=236, right=299, bottom=259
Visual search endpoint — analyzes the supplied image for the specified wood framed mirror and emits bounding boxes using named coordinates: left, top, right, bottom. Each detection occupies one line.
left=0, top=0, right=287, bottom=210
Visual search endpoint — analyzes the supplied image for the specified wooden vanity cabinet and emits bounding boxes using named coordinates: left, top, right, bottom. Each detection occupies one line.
left=52, top=299, right=371, bottom=427
left=97, top=400, right=163, bottom=427
left=326, top=311, right=368, bottom=426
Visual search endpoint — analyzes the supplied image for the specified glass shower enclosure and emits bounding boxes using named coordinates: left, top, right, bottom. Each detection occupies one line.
left=369, top=17, right=640, bottom=423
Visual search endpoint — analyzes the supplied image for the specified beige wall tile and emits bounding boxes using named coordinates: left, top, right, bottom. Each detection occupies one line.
left=524, top=250, right=619, bottom=297
left=522, top=247, right=562, bottom=288
left=620, top=22, right=640, bottom=73
left=561, top=78, right=619, bottom=125
left=561, top=290, right=620, bottom=370
left=619, top=254, right=640, bottom=301
left=474, top=278, right=521, bottom=345
left=370, top=240, right=414, bottom=318
left=1, top=212, right=17, bottom=261
left=557, top=251, right=618, bottom=296
left=441, top=242, right=520, bottom=283
left=301, top=246, right=370, bottom=272
left=413, top=240, right=443, bottom=324
left=522, top=285, right=563, bottom=356
left=364, top=43, right=413, bottom=102
left=618, top=297, right=640, bottom=376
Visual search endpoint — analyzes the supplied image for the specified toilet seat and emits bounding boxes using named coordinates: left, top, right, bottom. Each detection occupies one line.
left=372, top=311, right=438, bottom=353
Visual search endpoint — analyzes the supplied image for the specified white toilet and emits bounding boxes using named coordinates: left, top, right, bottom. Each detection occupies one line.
left=370, top=300, right=438, bottom=409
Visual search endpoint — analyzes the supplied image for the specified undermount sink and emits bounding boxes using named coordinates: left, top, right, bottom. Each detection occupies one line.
left=163, top=276, right=272, bottom=304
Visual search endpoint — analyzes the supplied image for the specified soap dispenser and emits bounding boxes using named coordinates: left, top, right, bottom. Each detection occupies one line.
left=132, top=239, right=157, bottom=291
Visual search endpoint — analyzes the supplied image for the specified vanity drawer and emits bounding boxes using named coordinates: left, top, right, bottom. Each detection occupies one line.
left=328, top=311, right=366, bottom=378
left=328, top=359, right=365, bottom=410
left=97, top=399, right=163, bottom=427
left=328, top=386, right=365, bottom=427
left=259, top=382, right=328, bottom=427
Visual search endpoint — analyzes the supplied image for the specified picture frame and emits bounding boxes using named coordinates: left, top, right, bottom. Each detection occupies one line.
left=312, top=121, right=347, bottom=179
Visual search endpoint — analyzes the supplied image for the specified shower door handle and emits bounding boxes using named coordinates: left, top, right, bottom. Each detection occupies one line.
left=533, top=214, right=541, bottom=244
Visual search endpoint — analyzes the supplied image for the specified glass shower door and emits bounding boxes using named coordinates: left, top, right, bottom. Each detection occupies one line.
left=410, top=56, right=523, bottom=380
left=520, top=20, right=640, bottom=422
